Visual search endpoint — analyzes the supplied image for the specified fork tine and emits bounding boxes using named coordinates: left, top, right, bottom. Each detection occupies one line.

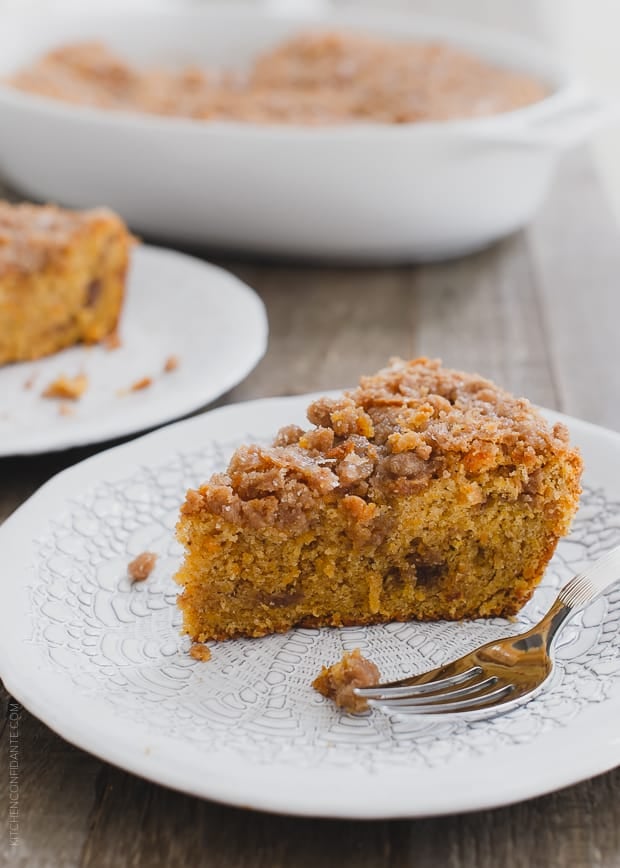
left=355, top=665, right=483, bottom=699
left=361, top=675, right=499, bottom=705
left=372, top=683, right=515, bottom=715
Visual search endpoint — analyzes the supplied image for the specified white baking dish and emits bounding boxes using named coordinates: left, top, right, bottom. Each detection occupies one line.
left=0, top=6, right=615, bottom=262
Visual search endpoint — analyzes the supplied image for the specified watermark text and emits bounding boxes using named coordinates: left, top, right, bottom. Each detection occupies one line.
left=7, top=701, right=20, bottom=847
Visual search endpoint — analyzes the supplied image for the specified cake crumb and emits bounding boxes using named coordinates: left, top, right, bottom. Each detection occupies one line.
left=103, top=331, right=122, bottom=350
left=23, top=372, right=38, bottom=390
left=130, top=376, right=152, bottom=392
left=58, top=402, right=75, bottom=417
left=42, top=373, right=88, bottom=401
left=128, top=551, right=157, bottom=582
left=118, top=376, right=153, bottom=396
left=163, top=355, right=179, bottom=373
left=189, top=643, right=212, bottom=662
left=312, top=648, right=380, bottom=713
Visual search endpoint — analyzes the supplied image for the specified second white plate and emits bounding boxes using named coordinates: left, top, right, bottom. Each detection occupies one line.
left=0, top=244, right=267, bottom=455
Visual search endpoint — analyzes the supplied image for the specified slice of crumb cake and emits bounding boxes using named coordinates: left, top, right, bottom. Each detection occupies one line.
left=175, top=358, right=583, bottom=641
left=0, top=201, right=131, bottom=365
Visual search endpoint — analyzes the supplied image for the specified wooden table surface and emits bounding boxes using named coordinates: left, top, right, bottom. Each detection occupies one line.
left=2, top=152, right=620, bottom=867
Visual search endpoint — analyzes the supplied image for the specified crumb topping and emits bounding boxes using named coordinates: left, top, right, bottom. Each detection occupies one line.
left=42, top=372, right=88, bottom=400
left=312, top=648, right=380, bottom=713
left=0, top=200, right=117, bottom=275
left=128, top=551, right=157, bottom=582
left=181, top=359, right=575, bottom=533
left=7, top=33, right=546, bottom=126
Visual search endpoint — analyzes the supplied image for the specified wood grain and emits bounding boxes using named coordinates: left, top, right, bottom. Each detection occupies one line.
left=410, top=231, right=560, bottom=408
left=528, top=155, right=620, bottom=431
left=1, top=153, right=620, bottom=868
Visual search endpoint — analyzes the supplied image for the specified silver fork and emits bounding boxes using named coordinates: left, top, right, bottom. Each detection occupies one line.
left=355, top=544, right=620, bottom=720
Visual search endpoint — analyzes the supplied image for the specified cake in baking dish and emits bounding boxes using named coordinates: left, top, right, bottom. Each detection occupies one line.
left=0, top=201, right=131, bottom=365
left=8, top=33, right=547, bottom=125
left=175, top=358, right=582, bottom=641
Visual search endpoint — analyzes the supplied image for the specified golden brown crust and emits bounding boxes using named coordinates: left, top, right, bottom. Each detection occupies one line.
left=7, top=33, right=546, bottom=125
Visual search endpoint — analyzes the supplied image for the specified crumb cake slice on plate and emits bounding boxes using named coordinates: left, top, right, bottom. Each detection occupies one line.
left=175, top=359, right=583, bottom=641
left=0, top=201, right=132, bottom=365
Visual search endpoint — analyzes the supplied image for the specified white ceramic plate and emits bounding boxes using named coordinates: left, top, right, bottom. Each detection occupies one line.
left=0, top=245, right=267, bottom=455
left=0, top=394, right=619, bottom=819
left=0, top=7, right=614, bottom=261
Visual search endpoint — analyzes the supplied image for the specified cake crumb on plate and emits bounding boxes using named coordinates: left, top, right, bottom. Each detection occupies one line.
left=103, top=332, right=122, bottom=351
left=130, top=376, right=152, bottom=392
left=163, top=355, right=179, bottom=373
left=312, top=649, right=380, bottom=713
left=118, top=376, right=153, bottom=396
left=42, top=373, right=88, bottom=400
left=189, top=643, right=212, bottom=662
left=128, top=551, right=157, bottom=582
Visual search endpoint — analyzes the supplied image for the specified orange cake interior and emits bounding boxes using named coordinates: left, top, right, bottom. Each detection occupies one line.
left=175, top=359, right=583, bottom=642
left=0, top=201, right=132, bottom=365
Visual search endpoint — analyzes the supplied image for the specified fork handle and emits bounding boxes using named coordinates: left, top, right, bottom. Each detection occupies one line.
left=529, top=597, right=573, bottom=653
left=557, top=543, right=620, bottom=610
left=530, top=543, right=620, bottom=653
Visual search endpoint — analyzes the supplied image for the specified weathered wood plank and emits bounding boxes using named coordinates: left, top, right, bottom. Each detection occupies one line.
left=410, top=232, right=560, bottom=409
left=527, top=152, right=620, bottom=433
left=0, top=683, right=101, bottom=868
left=48, top=760, right=620, bottom=868
left=80, top=766, right=397, bottom=868
left=401, top=769, right=620, bottom=868
left=214, top=263, right=416, bottom=403
left=213, top=232, right=561, bottom=413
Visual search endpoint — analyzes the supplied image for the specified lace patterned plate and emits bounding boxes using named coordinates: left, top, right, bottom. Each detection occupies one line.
left=0, top=395, right=619, bottom=818
left=0, top=245, right=267, bottom=456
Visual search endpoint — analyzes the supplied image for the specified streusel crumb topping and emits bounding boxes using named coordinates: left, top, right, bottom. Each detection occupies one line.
left=0, top=201, right=118, bottom=275
left=8, top=34, right=546, bottom=125
left=181, top=358, right=572, bottom=532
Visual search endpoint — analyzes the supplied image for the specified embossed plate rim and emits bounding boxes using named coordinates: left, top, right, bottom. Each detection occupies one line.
left=0, top=394, right=620, bottom=818
left=0, top=244, right=268, bottom=456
